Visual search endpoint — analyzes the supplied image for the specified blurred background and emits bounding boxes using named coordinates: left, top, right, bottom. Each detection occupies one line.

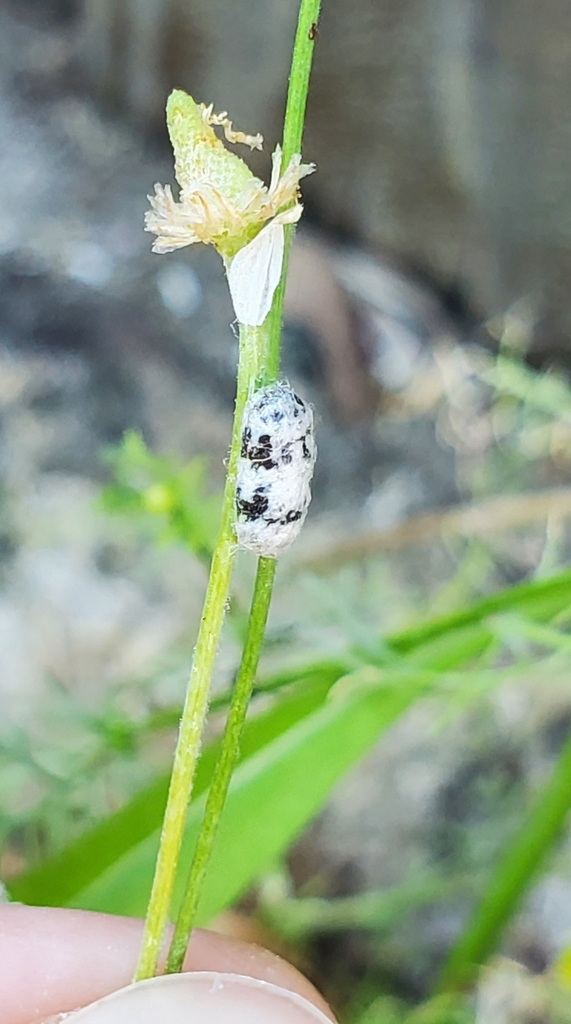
left=5, top=0, right=571, bottom=1020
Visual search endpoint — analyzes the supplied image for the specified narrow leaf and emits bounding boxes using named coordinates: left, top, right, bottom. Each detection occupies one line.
left=8, top=671, right=336, bottom=907
left=390, top=569, right=571, bottom=653
left=438, top=724, right=571, bottom=991
left=65, top=681, right=426, bottom=920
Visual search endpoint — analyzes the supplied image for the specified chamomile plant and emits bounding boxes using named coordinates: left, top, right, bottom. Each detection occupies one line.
left=135, top=0, right=322, bottom=984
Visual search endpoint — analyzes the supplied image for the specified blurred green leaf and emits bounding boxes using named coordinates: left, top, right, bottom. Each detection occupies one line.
left=100, top=430, right=220, bottom=562
left=353, top=992, right=471, bottom=1024
left=9, top=668, right=338, bottom=907
left=438, top=722, right=571, bottom=992
left=11, top=568, right=571, bottom=927
left=389, top=568, right=571, bottom=654
left=259, top=869, right=478, bottom=941
left=65, top=678, right=429, bottom=920
left=484, top=356, right=571, bottom=424
left=405, top=994, right=472, bottom=1024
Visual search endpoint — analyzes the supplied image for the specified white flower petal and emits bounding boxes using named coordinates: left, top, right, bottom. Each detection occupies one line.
left=226, top=219, right=285, bottom=326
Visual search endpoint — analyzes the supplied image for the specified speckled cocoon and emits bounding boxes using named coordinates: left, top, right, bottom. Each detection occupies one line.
left=236, top=382, right=316, bottom=558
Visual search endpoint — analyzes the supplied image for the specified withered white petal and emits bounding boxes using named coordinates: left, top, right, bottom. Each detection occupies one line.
left=226, top=218, right=285, bottom=326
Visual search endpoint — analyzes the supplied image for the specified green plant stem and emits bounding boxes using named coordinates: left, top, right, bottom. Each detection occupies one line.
left=265, top=0, right=322, bottom=380
left=164, top=0, right=322, bottom=971
left=260, top=871, right=480, bottom=942
left=136, top=0, right=320, bottom=980
left=166, top=557, right=276, bottom=972
left=437, top=723, right=571, bottom=992
left=134, top=323, right=265, bottom=982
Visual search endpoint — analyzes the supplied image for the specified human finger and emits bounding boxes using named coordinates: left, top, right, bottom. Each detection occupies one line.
left=0, top=905, right=334, bottom=1024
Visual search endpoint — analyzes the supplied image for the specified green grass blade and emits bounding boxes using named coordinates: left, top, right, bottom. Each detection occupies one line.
left=403, top=625, right=495, bottom=670
left=438, top=724, right=571, bottom=992
left=11, top=570, right=571, bottom=913
left=390, top=568, right=571, bottom=653
left=66, top=680, right=427, bottom=921
left=8, top=670, right=337, bottom=906
left=260, top=871, right=479, bottom=941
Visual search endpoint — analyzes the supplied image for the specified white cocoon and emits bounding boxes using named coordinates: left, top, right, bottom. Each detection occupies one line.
left=236, top=383, right=316, bottom=558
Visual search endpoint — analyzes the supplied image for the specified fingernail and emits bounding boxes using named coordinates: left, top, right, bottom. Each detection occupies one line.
left=63, top=971, right=335, bottom=1024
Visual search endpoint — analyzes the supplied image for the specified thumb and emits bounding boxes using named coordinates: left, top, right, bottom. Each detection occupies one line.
left=58, top=969, right=335, bottom=1024
left=0, top=905, right=334, bottom=1024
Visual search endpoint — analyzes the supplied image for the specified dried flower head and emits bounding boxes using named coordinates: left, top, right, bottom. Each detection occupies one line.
left=145, top=89, right=315, bottom=325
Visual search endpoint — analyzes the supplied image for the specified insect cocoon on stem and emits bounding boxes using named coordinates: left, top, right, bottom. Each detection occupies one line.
left=236, top=382, right=316, bottom=558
